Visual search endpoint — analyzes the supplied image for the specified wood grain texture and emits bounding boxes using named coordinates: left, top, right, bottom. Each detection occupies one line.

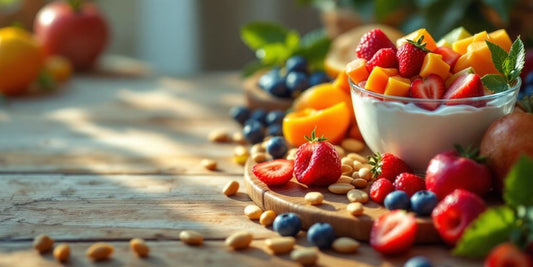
left=0, top=73, right=246, bottom=175
left=244, top=159, right=441, bottom=243
left=0, top=240, right=482, bottom=267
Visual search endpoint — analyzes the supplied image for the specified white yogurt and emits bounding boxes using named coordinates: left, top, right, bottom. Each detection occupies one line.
left=352, top=91, right=518, bottom=172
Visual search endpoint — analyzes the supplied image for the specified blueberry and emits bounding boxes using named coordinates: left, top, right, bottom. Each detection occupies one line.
left=404, top=256, right=433, bottom=267
left=285, top=56, right=308, bottom=74
left=525, top=71, right=533, bottom=86
left=249, top=109, right=267, bottom=125
left=229, top=105, right=250, bottom=125
left=267, top=124, right=283, bottom=137
left=308, top=71, right=331, bottom=87
left=286, top=71, right=309, bottom=97
left=307, top=222, right=335, bottom=249
left=258, top=68, right=281, bottom=89
left=265, top=110, right=285, bottom=126
left=273, top=213, right=302, bottom=236
left=258, top=70, right=290, bottom=98
left=410, top=190, right=438, bottom=216
left=384, top=190, right=410, bottom=210
left=265, top=136, right=288, bottom=159
left=243, top=120, right=265, bottom=144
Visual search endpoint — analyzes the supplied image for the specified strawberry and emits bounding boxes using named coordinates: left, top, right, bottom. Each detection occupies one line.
left=485, top=242, right=532, bottom=267
left=370, top=210, right=417, bottom=254
left=369, top=152, right=412, bottom=182
left=434, top=46, right=461, bottom=69
left=410, top=74, right=445, bottom=110
left=294, top=130, right=341, bottom=186
left=425, top=145, right=492, bottom=200
left=366, top=48, right=398, bottom=73
left=397, top=36, right=429, bottom=78
left=370, top=178, right=395, bottom=204
left=393, top=173, right=425, bottom=197
left=356, top=29, right=396, bottom=61
left=252, top=159, right=294, bottom=186
left=431, top=189, right=486, bottom=245
left=443, top=73, right=484, bottom=100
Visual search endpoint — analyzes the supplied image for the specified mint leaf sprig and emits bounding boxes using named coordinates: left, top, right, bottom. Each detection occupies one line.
left=481, top=37, right=525, bottom=93
left=453, top=155, right=533, bottom=258
left=240, top=22, right=331, bottom=77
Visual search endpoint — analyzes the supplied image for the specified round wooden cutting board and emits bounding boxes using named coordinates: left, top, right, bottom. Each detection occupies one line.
left=244, top=159, right=442, bottom=243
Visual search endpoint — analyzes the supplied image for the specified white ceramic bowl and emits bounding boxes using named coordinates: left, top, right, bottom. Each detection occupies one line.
left=350, top=78, right=521, bottom=172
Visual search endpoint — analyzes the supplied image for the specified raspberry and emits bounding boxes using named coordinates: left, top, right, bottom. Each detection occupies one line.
left=370, top=178, right=395, bottom=204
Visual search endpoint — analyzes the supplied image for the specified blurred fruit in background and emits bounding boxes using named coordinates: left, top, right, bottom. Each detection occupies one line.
left=44, top=55, right=72, bottom=83
left=0, top=26, right=44, bottom=96
left=34, top=0, right=109, bottom=71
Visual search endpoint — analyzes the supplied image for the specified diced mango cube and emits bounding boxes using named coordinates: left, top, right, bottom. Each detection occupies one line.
left=384, top=76, right=411, bottom=97
left=396, top=28, right=437, bottom=52
left=454, top=41, right=499, bottom=76
left=419, top=53, right=450, bottom=80
left=365, top=67, right=398, bottom=94
left=472, top=31, right=489, bottom=42
left=453, top=31, right=490, bottom=55
left=345, top=58, right=369, bottom=85
left=488, top=29, right=512, bottom=52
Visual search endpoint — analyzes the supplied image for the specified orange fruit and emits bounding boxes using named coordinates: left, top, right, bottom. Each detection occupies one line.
left=0, top=27, right=45, bottom=96
left=397, top=28, right=437, bottom=52
left=325, top=24, right=404, bottom=78
left=292, top=83, right=352, bottom=112
left=283, top=102, right=351, bottom=146
left=332, top=70, right=351, bottom=94
left=419, top=53, right=450, bottom=80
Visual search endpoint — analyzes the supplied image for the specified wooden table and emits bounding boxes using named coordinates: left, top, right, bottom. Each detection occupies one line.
left=0, top=64, right=482, bottom=266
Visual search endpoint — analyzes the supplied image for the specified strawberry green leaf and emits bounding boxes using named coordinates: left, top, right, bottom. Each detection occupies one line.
left=481, top=74, right=509, bottom=93
left=485, top=40, right=508, bottom=75
left=508, top=37, right=525, bottom=81
left=453, top=206, right=516, bottom=258
left=503, top=155, right=533, bottom=208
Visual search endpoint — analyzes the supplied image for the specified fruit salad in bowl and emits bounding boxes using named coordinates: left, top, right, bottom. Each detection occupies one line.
left=346, top=28, right=524, bottom=171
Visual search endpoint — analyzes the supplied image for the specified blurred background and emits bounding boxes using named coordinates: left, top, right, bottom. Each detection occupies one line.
left=0, top=0, right=532, bottom=76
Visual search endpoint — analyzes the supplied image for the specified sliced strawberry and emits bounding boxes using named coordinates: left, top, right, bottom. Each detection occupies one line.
left=397, top=36, right=429, bottom=78
left=485, top=243, right=532, bottom=267
left=410, top=74, right=445, bottom=110
left=366, top=48, right=398, bottom=72
left=434, top=46, right=461, bottom=69
left=252, top=159, right=294, bottom=186
left=370, top=210, right=417, bottom=254
left=356, top=29, right=396, bottom=61
left=294, top=130, right=341, bottom=186
left=444, top=73, right=484, bottom=99
left=393, top=173, right=425, bottom=197
left=369, top=152, right=412, bottom=182
left=370, top=178, right=395, bottom=204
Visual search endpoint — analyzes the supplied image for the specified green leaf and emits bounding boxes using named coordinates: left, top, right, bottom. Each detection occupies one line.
left=508, top=37, right=525, bottom=81
left=295, top=29, right=331, bottom=71
left=504, top=155, right=533, bottom=208
left=240, top=22, right=292, bottom=51
left=481, top=74, right=509, bottom=93
left=485, top=40, right=508, bottom=75
left=453, top=206, right=516, bottom=258
left=256, top=43, right=293, bottom=66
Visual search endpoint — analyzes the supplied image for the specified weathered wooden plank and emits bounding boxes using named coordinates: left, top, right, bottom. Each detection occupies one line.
left=0, top=240, right=482, bottom=267
left=0, top=73, right=249, bottom=174
left=0, top=174, right=276, bottom=240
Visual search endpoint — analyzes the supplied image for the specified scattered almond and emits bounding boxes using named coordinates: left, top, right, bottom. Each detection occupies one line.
left=208, top=129, right=230, bottom=143
left=347, top=189, right=369, bottom=203
left=223, top=180, right=239, bottom=196
left=341, top=138, right=365, bottom=152
left=265, top=236, right=295, bottom=254
left=352, top=178, right=368, bottom=189
left=328, top=183, right=355, bottom=194
left=304, top=192, right=324, bottom=205
left=332, top=237, right=360, bottom=253
left=87, top=242, right=114, bottom=262
left=179, top=230, right=204, bottom=246
left=291, top=248, right=318, bottom=265
left=259, top=210, right=276, bottom=226
left=201, top=158, right=217, bottom=171
left=53, top=243, right=70, bottom=262
left=347, top=202, right=364, bottom=216
left=232, top=132, right=247, bottom=144
left=225, top=231, right=253, bottom=250
left=33, top=234, right=54, bottom=253
left=130, top=238, right=149, bottom=258
left=244, top=205, right=263, bottom=219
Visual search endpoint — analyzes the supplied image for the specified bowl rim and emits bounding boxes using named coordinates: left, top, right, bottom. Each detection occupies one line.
left=349, top=76, right=521, bottom=104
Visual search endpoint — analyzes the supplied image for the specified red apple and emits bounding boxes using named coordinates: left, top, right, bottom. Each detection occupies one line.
left=34, top=0, right=109, bottom=71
